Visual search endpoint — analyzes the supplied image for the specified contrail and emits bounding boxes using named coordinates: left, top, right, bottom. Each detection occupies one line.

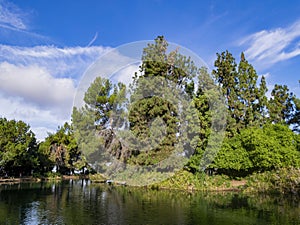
left=87, top=32, right=98, bottom=47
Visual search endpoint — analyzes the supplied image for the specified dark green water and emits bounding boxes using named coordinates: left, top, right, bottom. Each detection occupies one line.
left=0, top=180, right=299, bottom=225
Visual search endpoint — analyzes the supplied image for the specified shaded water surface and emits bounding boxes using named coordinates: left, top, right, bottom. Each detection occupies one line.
left=0, top=180, right=299, bottom=225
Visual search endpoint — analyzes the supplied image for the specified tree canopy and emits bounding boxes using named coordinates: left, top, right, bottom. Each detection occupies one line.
left=0, top=118, right=38, bottom=176
left=71, top=37, right=300, bottom=177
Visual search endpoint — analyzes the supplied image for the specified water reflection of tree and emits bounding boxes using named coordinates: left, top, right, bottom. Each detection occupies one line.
left=1, top=183, right=300, bottom=224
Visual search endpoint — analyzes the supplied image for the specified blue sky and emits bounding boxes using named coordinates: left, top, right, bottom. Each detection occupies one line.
left=0, top=0, right=300, bottom=139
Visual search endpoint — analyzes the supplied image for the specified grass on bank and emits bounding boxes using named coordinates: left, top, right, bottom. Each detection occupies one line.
left=244, top=167, right=300, bottom=195
left=154, top=167, right=300, bottom=195
left=87, top=166, right=300, bottom=196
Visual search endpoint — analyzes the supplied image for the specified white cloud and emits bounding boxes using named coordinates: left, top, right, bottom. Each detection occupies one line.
left=240, top=19, right=300, bottom=68
left=0, top=94, right=66, bottom=140
left=0, top=0, right=27, bottom=30
left=0, top=45, right=109, bottom=78
left=0, top=62, right=76, bottom=108
left=0, top=44, right=110, bottom=140
left=0, top=62, right=75, bottom=140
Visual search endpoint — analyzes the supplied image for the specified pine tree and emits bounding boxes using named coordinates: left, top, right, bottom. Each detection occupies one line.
left=72, top=77, right=128, bottom=166
left=236, top=52, right=261, bottom=128
left=213, top=51, right=269, bottom=135
left=288, top=81, right=300, bottom=132
left=212, top=51, right=239, bottom=136
left=128, top=36, right=198, bottom=165
left=268, top=84, right=294, bottom=124
left=186, top=67, right=212, bottom=172
left=83, top=77, right=126, bottom=129
left=256, top=76, right=268, bottom=126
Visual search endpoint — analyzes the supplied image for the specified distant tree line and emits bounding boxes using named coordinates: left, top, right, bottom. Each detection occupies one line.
left=1, top=36, right=299, bottom=178
left=0, top=119, right=86, bottom=177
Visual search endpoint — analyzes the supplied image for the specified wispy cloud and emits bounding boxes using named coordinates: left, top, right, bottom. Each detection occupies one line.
left=0, top=0, right=27, bottom=30
left=240, top=19, right=300, bottom=68
left=0, top=44, right=109, bottom=78
left=0, top=0, right=53, bottom=45
left=87, top=32, right=98, bottom=47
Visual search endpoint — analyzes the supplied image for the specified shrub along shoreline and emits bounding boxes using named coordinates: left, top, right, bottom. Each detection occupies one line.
left=88, top=167, right=300, bottom=196
left=1, top=167, right=299, bottom=197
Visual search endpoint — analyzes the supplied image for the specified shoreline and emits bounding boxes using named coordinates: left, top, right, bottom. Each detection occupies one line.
left=0, top=175, right=88, bottom=185
left=1, top=174, right=298, bottom=197
left=0, top=176, right=247, bottom=192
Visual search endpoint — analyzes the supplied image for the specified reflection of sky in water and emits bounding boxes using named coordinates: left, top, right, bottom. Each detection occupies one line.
left=23, top=201, right=40, bottom=225
left=23, top=201, right=64, bottom=225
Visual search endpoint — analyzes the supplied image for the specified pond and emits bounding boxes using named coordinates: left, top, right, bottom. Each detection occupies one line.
left=0, top=180, right=299, bottom=225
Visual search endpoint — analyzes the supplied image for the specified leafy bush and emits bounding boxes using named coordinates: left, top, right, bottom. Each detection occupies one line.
left=213, top=124, right=300, bottom=177
left=158, top=170, right=231, bottom=190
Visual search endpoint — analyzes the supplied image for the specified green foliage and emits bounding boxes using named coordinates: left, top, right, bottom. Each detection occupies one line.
left=186, top=68, right=213, bottom=172
left=38, top=122, right=84, bottom=175
left=125, top=36, right=201, bottom=165
left=288, top=93, right=300, bottom=132
left=245, top=167, right=300, bottom=195
left=139, top=36, right=197, bottom=95
left=213, top=124, right=300, bottom=177
left=128, top=95, right=178, bottom=165
left=212, top=135, right=253, bottom=175
left=0, top=118, right=38, bottom=176
left=212, top=51, right=268, bottom=136
left=209, top=50, right=300, bottom=179
left=212, top=51, right=239, bottom=136
left=268, top=84, right=294, bottom=124
left=241, top=124, right=300, bottom=170
left=89, top=173, right=107, bottom=182
left=159, top=170, right=231, bottom=190
left=72, top=76, right=127, bottom=166
left=83, top=77, right=126, bottom=129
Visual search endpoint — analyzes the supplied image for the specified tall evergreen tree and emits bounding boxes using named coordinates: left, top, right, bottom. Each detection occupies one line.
left=128, top=36, right=199, bottom=165
left=213, top=51, right=269, bottom=135
left=212, top=51, right=239, bottom=136
left=186, top=67, right=213, bottom=172
left=268, top=84, right=294, bottom=124
left=256, top=76, right=268, bottom=125
left=72, top=77, right=128, bottom=167
left=83, top=77, right=126, bottom=129
left=236, top=53, right=257, bottom=128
